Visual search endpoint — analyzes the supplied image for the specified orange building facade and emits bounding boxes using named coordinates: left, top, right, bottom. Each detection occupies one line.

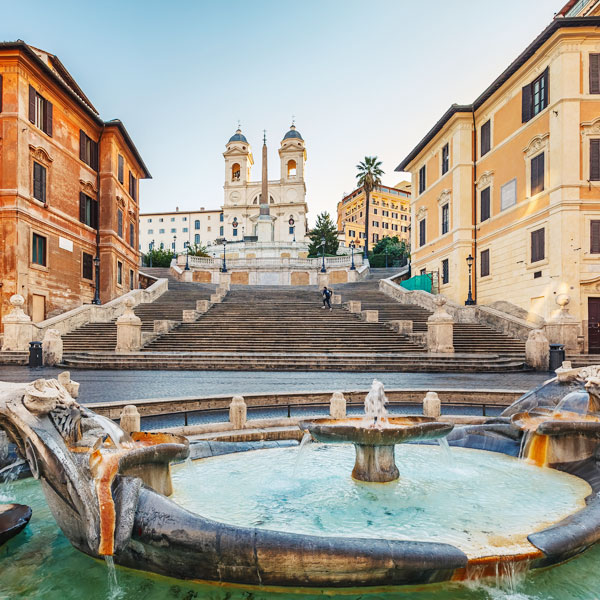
left=396, top=12, right=600, bottom=352
left=0, top=42, right=150, bottom=330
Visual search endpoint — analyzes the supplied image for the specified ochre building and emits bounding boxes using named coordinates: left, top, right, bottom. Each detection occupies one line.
left=336, top=183, right=410, bottom=251
left=0, top=42, right=150, bottom=330
left=396, top=7, right=600, bottom=353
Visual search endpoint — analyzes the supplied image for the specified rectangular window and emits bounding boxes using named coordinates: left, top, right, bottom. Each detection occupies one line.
left=591, top=220, right=600, bottom=254
left=148, top=229, right=153, bottom=234
left=591, top=54, right=600, bottom=94
left=129, top=223, right=135, bottom=247
left=373, top=209, right=378, bottom=215
left=159, top=218, right=163, bottom=222
left=117, top=209, right=123, bottom=238
left=501, top=178, right=517, bottom=211
left=79, top=130, right=98, bottom=171
left=480, top=187, right=491, bottom=222
left=531, top=153, right=545, bottom=195
left=159, top=228, right=165, bottom=234
left=194, top=234, right=200, bottom=244
left=441, top=143, right=449, bottom=175
left=373, top=233, right=379, bottom=242
left=418, top=165, right=426, bottom=194
left=170, top=217, right=175, bottom=222
left=33, top=161, right=46, bottom=203
left=591, top=139, right=600, bottom=181
left=289, top=226, right=294, bottom=234
left=32, top=233, right=46, bottom=266
left=481, top=120, right=491, bottom=156
left=117, top=261, right=123, bottom=285
left=481, top=249, right=490, bottom=277
left=441, top=258, right=449, bottom=284
left=195, top=220, right=200, bottom=229
left=182, top=227, right=188, bottom=233
left=82, top=252, right=93, bottom=280
left=170, top=228, right=176, bottom=233
left=79, top=192, right=98, bottom=229
left=129, top=172, right=137, bottom=201
left=233, top=228, right=238, bottom=236
left=220, top=213, right=224, bottom=222
left=129, top=269, right=134, bottom=289
left=441, top=203, right=449, bottom=235
left=219, top=226, right=224, bottom=236
left=531, top=228, right=545, bottom=263
left=522, top=67, right=549, bottom=122
left=419, top=219, right=426, bottom=247
left=28, top=85, right=53, bottom=136
left=118, top=155, right=124, bottom=183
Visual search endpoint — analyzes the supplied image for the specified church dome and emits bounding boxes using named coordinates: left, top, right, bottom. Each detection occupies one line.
left=283, top=125, right=303, bottom=140
left=228, top=128, right=248, bottom=143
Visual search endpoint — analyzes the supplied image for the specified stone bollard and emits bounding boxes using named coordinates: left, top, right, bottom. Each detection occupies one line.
left=331, top=294, right=342, bottom=305
left=153, top=319, right=176, bottom=334
left=389, top=320, right=413, bottom=335
left=210, top=293, right=224, bottom=303
left=427, top=296, right=454, bottom=353
left=115, top=297, right=142, bottom=353
left=1, top=294, right=33, bottom=351
left=526, top=329, right=550, bottom=371
left=317, top=272, right=329, bottom=289
left=544, top=294, right=580, bottom=353
left=42, top=328, right=63, bottom=366
left=120, top=405, right=141, bottom=435
left=423, top=391, right=441, bottom=418
left=182, top=310, right=199, bottom=323
left=58, top=371, right=80, bottom=398
left=196, top=299, right=211, bottom=312
left=219, top=272, right=231, bottom=288
left=345, top=300, right=361, bottom=313
left=329, top=391, right=347, bottom=419
left=229, top=395, right=247, bottom=429
left=360, top=310, right=379, bottom=323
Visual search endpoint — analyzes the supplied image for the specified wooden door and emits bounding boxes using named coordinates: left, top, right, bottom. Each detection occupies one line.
left=31, top=294, right=45, bottom=323
left=588, top=298, right=600, bottom=353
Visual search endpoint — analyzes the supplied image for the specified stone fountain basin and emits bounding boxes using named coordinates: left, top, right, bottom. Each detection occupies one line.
left=511, top=410, right=600, bottom=438
left=299, top=416, right=454, bottom=445
left=0, top=503, right=31, bottom=546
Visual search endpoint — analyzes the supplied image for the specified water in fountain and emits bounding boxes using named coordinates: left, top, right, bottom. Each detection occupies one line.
left=437, top=437, right=453, bottom=465
left=93, top=415, right=131, bottom=449
left=293, top=433, right=312, bottom=477
left=104, top=556, right=123, bottom=600
left=553, top=390, right=592, bottom=417
left=363, top=379, right=388, bottom=426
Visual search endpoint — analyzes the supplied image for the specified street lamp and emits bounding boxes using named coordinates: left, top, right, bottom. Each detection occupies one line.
left=320, top=235, right=327, bottom=273
left=172, top=235, right=177, bottom=261
left=184, top=243, right=190, bottom=271
left=349, top=240, right=356, bottom=270
left=221, top=239, right=228, bottom=272
left=465, top=254, right=475, bottom=305
left=92, top=256, right=101, bottom=305
left=149, top=239, right=154, bottom=268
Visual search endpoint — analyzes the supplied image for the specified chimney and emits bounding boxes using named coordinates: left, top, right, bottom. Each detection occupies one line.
left=176, top=206, right=179, bottom=212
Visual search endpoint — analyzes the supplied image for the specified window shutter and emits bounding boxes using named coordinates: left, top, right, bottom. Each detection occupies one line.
left=481, top=187, right=490, bottom=221
left=79, top=192, right=86, bottom=223
left=91, top=140, right=98, bottom=171
left=33, top=163, right=40, bottom=200
left=92, top=199, right=99, bottom=230
left=45, top=100, right=53, bottom=137
left=591, top=54, right=600, bottom=94
left=543, top=67, right=550, bottom=108
left=79, top=130, right=86, bottom=161
left=41, top=164, right=46, bottom=203
left=481, top=249, right=490, bottom=277
left=591, top=220, right=600, bottom=254
left=522, top=83, right=532, bottom=123
left=481, top=121, right=491, bottom=155
left=28, top=85, right=36, bottom=123
left=0, top=74, right=3, bottom=113
left=591, top=140, right=600, bottom=181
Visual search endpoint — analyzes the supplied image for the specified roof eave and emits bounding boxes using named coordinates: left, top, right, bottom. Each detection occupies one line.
left=104, top=120, right=152, bottom=179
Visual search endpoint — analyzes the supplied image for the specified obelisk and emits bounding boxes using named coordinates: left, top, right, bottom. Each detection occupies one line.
left=257, top=130, right=273, bottom=242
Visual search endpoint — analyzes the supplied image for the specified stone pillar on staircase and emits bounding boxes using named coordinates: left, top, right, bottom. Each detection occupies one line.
left=1, top=295, right=33, bottom=352
left=196, top=300, right=211, bottom=313
left=525, top=329, right=550, bottom=371
left=544, top=294, right=581, bottom=353
left=427, top=296, right=454, bottom=353
left=317, top=272, right=329, bottom=288
left=329, top=392, right=346, bottom=419
left=42, top=328, right=63, bottom=366
left=115, top=297, right=142, bottom=353
left=423, top=391, right=441, bottom=417
left=120, top=405, right=141, bottom=435
left=345, top=300, right=361, bottom=313
left=219, top=272, right=231, bottom=288
left=229, top=395, right=247, bottom=429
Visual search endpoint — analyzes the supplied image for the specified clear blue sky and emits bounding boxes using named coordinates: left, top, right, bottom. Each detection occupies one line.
left=1, top=0, right=560, bottom=224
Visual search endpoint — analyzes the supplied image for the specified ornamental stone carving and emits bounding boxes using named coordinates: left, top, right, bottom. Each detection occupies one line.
left=28, top=145, right=53, bottom=165
left=476, top=170, right=494, bottom=190
left=438, top=189, right=451, bottom=206
left=417, top=206, right=427, bottom=220
left=523, top=133, right=550, bottom=158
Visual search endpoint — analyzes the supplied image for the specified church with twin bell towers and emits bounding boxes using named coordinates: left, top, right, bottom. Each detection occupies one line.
left=222, top=124, right=309, bottom=245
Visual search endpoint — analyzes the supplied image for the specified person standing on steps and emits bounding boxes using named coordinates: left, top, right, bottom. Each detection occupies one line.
left=322, top=286, right=332, bottom=311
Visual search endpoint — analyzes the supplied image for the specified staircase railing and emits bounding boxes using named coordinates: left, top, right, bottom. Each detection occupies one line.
left=183, top=255, right=364, bottom=270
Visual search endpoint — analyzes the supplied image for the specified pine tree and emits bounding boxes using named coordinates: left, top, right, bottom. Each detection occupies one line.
left=308, top=212, right=339, bottom=257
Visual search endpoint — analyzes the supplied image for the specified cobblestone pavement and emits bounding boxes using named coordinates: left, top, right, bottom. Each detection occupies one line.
left=0, top=366, right=551, bottom=404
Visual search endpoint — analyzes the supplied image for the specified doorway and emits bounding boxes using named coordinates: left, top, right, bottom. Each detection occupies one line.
left=32, top=294, right=45, bottom=323
left=588, top=297, right=600, bottom=353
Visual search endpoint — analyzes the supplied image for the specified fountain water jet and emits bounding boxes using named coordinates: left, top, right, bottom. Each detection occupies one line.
left=300, top=380, right=454, bottom=482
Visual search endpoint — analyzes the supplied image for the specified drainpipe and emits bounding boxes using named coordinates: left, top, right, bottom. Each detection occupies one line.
left=94, top=126, right=104, bottom=304
left=471, top=107, right=478, bottom=304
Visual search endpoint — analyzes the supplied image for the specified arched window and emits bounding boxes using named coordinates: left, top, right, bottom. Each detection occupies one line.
left=287, top=159, right=297, bottom=178
left=231, top=163, right=241, bottom=181
left=269, top=195, right=274, bottom=204
left=194, top=220, right=200, bottom=230
left=253, top=196, right=258, bottom=205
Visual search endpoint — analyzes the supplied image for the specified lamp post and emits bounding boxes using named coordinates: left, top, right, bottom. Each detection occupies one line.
left=92, top=256, right=101, bottom=305
left=349, top=240, right=356, bottom=270
left=320, top=235, right=327, bottom=273
left=465, top=254, right=475, bottom=305
left=221, top=239, right=228, bottom=272
left=184, top=243, right=190, bottom=271
left=172, top=235, right=177, bottom=261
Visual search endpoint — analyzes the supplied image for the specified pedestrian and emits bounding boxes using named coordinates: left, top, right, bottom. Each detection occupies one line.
left=322, top=286, right=332, bottom=311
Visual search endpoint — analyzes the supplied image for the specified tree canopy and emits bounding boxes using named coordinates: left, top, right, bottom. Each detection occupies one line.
left=308, top=212, right=339, bottom=257
left=356, top=156, right=384, bottom=193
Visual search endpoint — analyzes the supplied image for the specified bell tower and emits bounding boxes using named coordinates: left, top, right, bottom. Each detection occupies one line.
left=279, top=124, right=306, bottom=181
left=223, top=127, right=253, bottom=188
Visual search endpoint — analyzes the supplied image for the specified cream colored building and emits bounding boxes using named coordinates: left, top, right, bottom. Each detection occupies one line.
left=396, top=7, right=600, bottom=352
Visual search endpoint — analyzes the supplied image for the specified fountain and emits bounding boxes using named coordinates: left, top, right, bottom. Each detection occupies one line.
left=299, top=379, right=454, bottom=482
left=3, top=371, right=600, bottom=593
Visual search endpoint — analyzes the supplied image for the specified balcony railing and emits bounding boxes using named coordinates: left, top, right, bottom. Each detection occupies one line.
left=183, top=254, right=364, bottom=269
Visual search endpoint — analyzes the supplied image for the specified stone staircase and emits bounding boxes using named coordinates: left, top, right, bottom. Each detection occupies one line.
left=61, top=281, right=217, bottom=353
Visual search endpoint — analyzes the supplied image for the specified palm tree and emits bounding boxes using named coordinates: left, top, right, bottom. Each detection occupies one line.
left=356, top=156, right=384, bottom=259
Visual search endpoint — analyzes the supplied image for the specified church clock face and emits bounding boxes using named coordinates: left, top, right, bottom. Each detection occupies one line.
left=229, top=191, right=240, bottom=202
